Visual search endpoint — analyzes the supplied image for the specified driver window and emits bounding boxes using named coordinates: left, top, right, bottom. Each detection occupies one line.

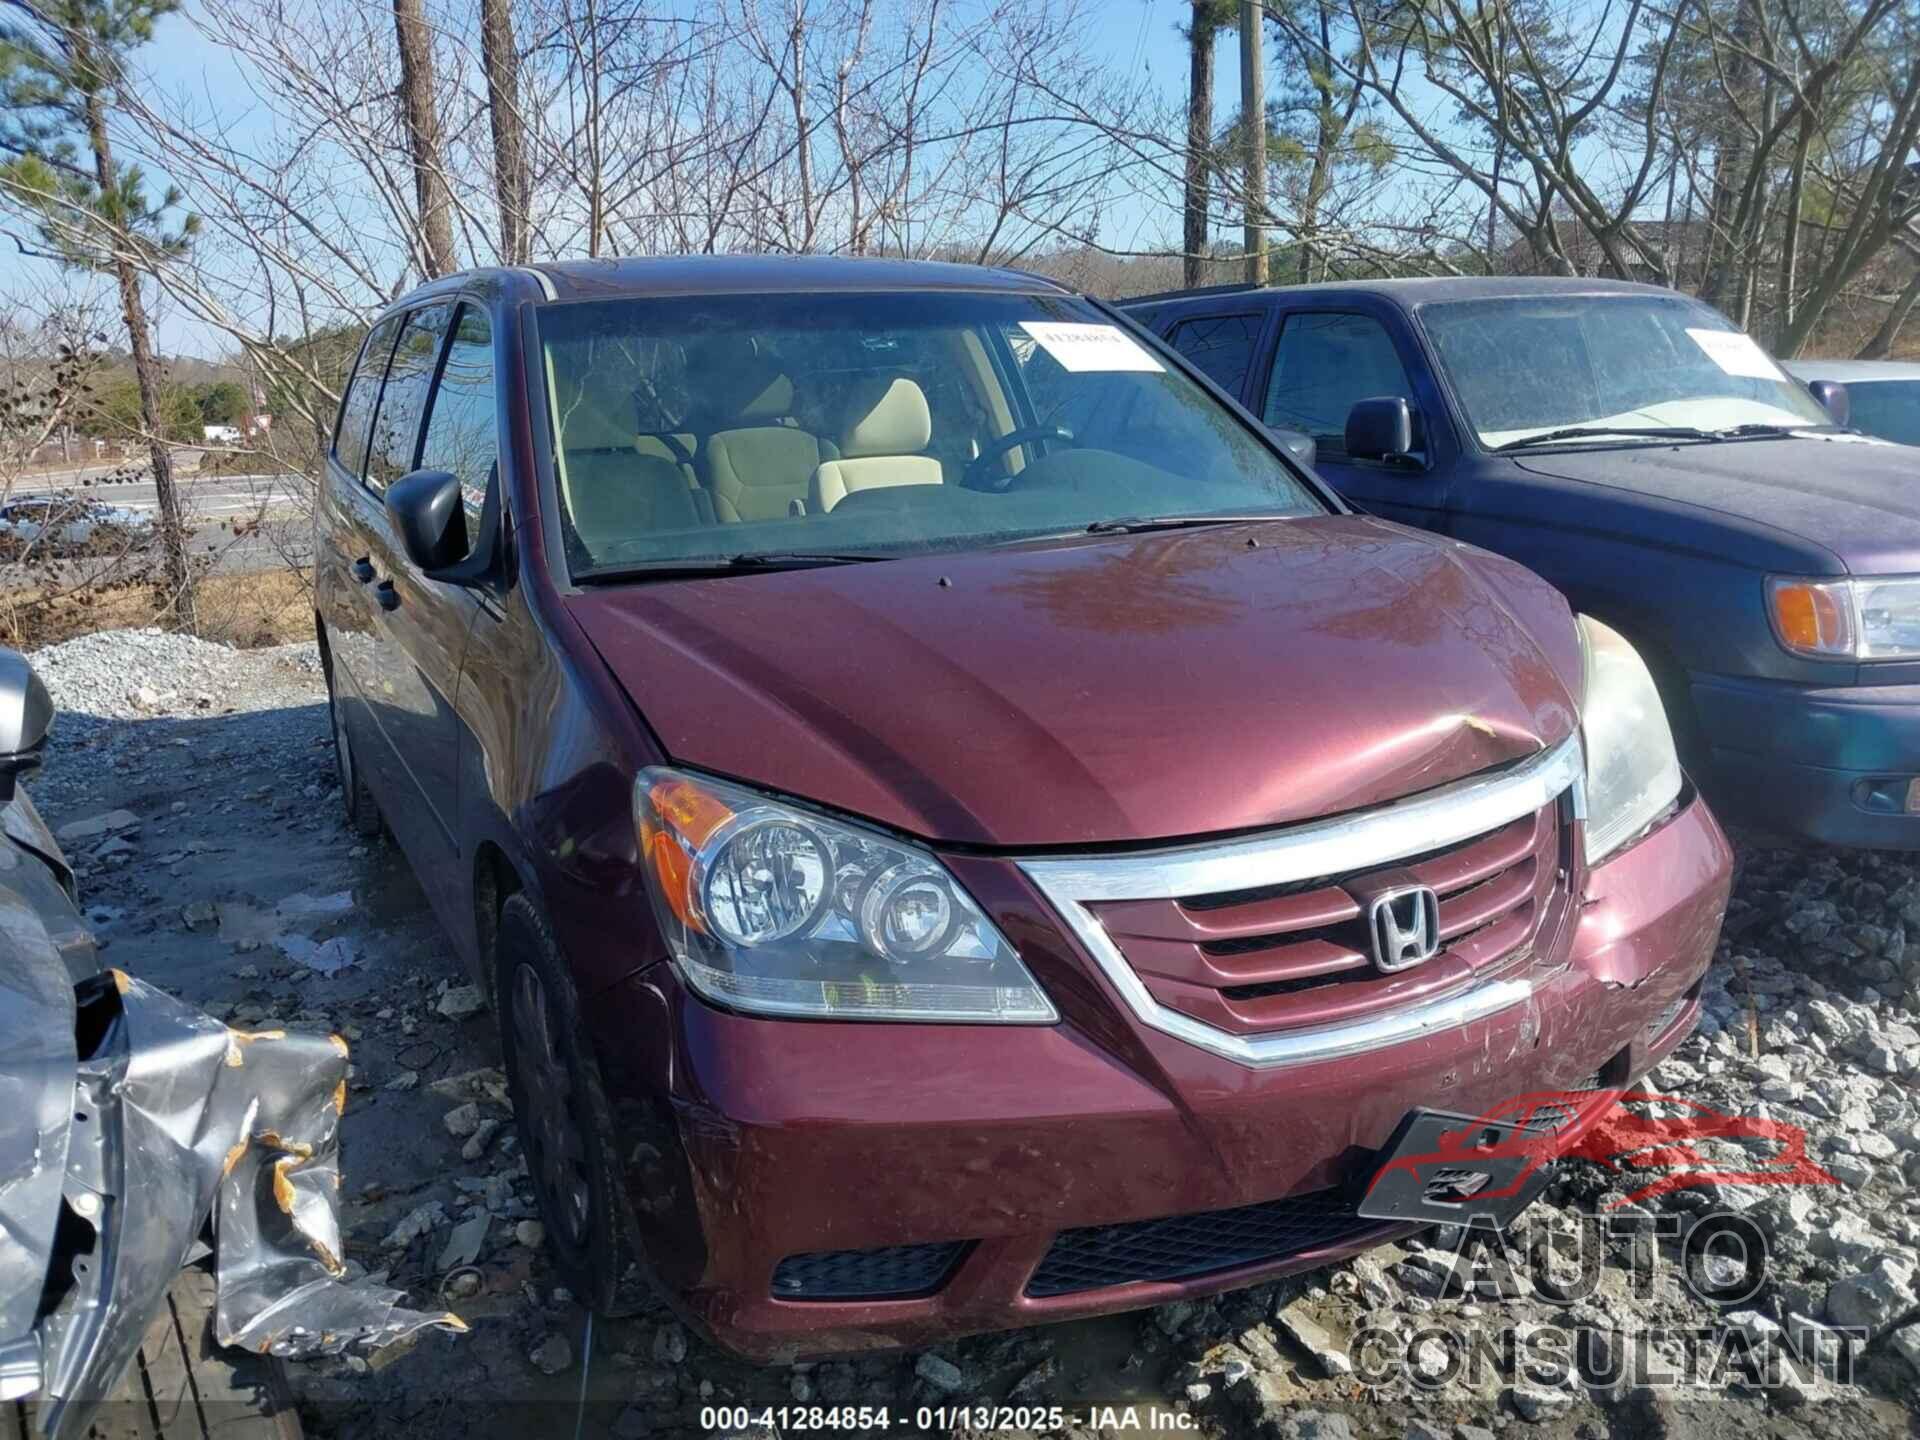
left=1263, top=312, right=1414, bottom=458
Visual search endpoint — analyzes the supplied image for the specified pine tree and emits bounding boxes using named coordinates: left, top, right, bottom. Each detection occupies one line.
left=0, top=0, right=199, bottom=627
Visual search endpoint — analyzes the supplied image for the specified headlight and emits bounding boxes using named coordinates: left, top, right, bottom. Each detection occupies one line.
left=1579, top=616, right=1683, bottom=865
left=1769, top=575, right=1920, bottom=659
left=634, top=768, right=1057, bottom=1023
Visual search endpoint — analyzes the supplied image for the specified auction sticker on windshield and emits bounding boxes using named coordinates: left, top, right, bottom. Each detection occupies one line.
left=1686, top=327, right=1784, bottom=381
left=1020, top=321, right=1164, bottom=372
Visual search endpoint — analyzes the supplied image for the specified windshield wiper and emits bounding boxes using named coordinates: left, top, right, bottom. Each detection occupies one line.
left=1710, top=423, right=1808, bottom=439
left=1084, top=514, right=1293, bottom=535
left=578, top=551, right=893, bottom=582
left=1492, top=425, right=1717, bottom=452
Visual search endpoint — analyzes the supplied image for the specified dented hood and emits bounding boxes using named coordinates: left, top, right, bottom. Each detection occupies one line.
left=566, top=515, right=1583, bottom=847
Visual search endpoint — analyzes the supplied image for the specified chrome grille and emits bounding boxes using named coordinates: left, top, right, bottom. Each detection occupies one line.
left=1018, top=737, right=1585, bottom=1069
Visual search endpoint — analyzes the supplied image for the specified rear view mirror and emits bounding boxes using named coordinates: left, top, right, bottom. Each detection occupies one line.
left=1345, top=397, right=1415, bottom=464
left=1806, top=379, right=1850, bottom=427
left=387, top=469, right=468, bottom=573
left=1265, top=426, right=1317, bottom=469
left=0, top=648, right=52, bottom=804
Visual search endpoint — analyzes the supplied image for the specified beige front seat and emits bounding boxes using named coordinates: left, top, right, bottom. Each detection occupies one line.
left=553, top=367, right=703, bottom=554
left=702, top=371, right=832, bottom=522
left=808, top=378, right=944, bottom=514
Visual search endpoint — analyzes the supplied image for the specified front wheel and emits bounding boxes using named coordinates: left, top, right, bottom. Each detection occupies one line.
left=496, top=894, right=649, bottom=1315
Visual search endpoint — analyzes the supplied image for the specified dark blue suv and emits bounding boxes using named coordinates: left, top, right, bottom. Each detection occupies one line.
left=1124, top=276, right=1920, bottom=849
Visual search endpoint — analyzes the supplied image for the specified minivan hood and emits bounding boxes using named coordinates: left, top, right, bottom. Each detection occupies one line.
left=565, top=516, right=1582, bottom=847
left=1515, top=433, right=1920, bottom=574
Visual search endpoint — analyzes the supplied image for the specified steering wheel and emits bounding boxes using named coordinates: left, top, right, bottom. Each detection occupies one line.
left=964, top=425, right=1075, bottom=491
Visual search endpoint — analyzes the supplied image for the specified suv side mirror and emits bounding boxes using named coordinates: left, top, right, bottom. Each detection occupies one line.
left=387, top=469, right=469, bottom=573
left=1806, top=379, right=1850, bottom=427
left=0, top=648, right=52, bottom=804
left=1265, top=425, right=1317, bottom=469
left=1345, top=397, right=1416, bottom=464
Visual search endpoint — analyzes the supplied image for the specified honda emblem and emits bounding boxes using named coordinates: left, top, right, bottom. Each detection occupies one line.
left=1367, top=885, right=1441, bottom=972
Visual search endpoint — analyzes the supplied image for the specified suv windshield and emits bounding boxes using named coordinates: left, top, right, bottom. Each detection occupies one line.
left=1421, top=294, right=1832, bottom=449
left=535, top=290, right=1322, bottom=577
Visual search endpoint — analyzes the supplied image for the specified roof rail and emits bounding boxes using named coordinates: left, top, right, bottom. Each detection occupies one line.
left=1117, top=281, right=1265, bottom=307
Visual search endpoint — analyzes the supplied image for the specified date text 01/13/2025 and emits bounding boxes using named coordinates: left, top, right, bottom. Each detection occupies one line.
left=697, top=1406, right=1199, bottom=1432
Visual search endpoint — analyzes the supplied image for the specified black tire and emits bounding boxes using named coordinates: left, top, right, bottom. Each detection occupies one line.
left=496, top=893, right=648, bottom=1315
left=8, top=1265, right=302, bottom=1440
left=324, top=657, right=381, bottom=838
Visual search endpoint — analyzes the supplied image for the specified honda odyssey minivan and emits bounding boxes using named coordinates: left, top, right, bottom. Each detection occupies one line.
left=314, top=256, right=1731, bottom=1360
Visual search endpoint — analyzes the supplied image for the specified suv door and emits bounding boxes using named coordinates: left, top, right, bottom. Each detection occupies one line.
left=1256, top=306, right=1450, bottom=530
left=354, top=301, right=497, bottom=917
left=319, top=312, right=404, bottom=808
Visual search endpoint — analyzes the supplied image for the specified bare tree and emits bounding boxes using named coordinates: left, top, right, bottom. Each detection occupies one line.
left=392, top=0, right=457, bottom=277
left=1182, top=1, right=1236, bottom=285
left=482, top=0, right=532, bottom=264
left=0, top=0, right=199, bottom=626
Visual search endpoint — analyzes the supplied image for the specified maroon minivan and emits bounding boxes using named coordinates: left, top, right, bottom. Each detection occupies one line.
left=313, top=256, right=1731, bottom=1360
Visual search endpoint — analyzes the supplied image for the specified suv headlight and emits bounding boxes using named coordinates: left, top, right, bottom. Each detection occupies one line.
left=1579, top=616, right=1683, bottom=865
left=1768, top=575, right=1920, bottom=659
left=634, top=768, right=1057, bottom=1023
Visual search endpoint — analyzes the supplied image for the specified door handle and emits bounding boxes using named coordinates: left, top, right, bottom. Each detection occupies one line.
left=374, top=581, right=400, bottom=612
left=351, top=557, right=376, bottom=584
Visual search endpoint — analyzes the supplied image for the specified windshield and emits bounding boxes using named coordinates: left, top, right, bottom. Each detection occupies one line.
left=535, top=290, right=1321, bottom=577
left=1421, top=294, right=1831, bottom=449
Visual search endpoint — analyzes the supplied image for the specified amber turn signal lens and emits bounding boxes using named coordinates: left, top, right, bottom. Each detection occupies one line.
left=1768, top=578, right=1853, bottom=657
left=637, top=777, right=735, bottom=932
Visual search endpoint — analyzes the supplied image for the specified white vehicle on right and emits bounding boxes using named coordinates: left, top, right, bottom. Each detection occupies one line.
left=1786, top=357, right=1920, bottom=446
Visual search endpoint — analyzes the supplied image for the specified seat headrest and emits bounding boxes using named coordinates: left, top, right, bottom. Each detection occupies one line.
left=837, top=377, right=931, bottom=458
left=694, top=335, right=795, bottom=424
left=556, top=366, right=637, bottom=451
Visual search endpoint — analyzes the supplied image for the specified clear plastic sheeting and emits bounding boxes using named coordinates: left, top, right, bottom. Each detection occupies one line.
left=5, top=945, right=464, bottom=1440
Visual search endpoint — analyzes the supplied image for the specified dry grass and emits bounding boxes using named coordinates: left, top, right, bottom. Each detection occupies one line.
left=0, top=567, right=314, bottom=651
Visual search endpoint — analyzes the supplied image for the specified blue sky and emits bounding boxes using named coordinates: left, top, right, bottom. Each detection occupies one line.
left=0, top=0, right=1246, bottom=359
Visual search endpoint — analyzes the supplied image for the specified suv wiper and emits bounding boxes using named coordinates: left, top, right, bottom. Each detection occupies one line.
left=1492, top=425, right=1716, bottom=452
left=578, top=551, right=893, bottom=583
left=1084, top=514, right=1292, bottom=535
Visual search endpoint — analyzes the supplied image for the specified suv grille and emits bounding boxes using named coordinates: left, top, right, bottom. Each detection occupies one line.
left=771, top=1241, right=969, bottom=1300
left=1025, top=1191, right=1366, bottom=1298
left=1088, top=805, right=1562, bottom=1036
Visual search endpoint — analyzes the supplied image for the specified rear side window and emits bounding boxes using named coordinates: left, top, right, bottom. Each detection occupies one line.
left=1263, top=312, right=1414, bottom=456
left=366, top=303, right=454, bottom=492
left=417, top=305, right=498, bottom=542
left=1166, top=313, right=1262, bottom=399
left=332, top=315, right=404, bottom=478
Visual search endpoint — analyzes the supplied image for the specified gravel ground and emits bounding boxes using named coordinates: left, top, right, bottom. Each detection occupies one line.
left=26, top=626, right=1920, bottom=1439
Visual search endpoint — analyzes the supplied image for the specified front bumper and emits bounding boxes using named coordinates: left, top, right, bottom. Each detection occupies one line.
left=601, top=794, right=1730, bottom=1362
left=1692, top=671, right=1920, bottom=847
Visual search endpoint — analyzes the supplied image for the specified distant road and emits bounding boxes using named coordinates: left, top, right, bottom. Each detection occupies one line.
left=4, top=457, right=308, bottom=581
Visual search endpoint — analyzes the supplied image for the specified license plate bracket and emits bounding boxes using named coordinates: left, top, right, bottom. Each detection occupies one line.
left=1356, top=1106, right=1561, bottom=1231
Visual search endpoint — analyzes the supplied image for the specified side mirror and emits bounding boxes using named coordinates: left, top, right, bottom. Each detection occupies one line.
left=1266, top=426, right=1317, bottom=469
left=1345, top=397, right=1416, bottom=464
left=386, top=469, right=468, bottom=573
left=0, top=648, right=52, bottom=805
left=1806, top=378, right=1850, bottom=427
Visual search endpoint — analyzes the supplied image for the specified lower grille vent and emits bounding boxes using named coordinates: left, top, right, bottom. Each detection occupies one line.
left=1026, top=1191, right=1367, bottom=1298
